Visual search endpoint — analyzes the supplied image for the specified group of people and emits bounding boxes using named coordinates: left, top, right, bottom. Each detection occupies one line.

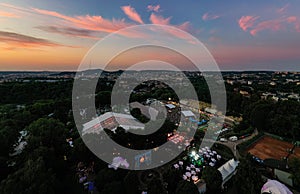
left=76, top=161, right=95, bottom=185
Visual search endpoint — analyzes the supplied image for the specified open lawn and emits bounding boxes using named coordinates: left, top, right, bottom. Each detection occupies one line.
left=247, top=136, right=300, bottom=160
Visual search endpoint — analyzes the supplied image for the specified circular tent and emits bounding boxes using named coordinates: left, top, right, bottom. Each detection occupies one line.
left=261, top=180, right=293, bottom=194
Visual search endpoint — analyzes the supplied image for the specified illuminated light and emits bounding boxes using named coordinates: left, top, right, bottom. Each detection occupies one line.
left=140, top=156, right=145, bottom=163
left=191, top=151, right=196, bottom=156
left=192, top=176, right=198, bottom=182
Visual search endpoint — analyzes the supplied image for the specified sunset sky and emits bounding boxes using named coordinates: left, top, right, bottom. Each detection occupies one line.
left=1, top=0, right=300, bottom=71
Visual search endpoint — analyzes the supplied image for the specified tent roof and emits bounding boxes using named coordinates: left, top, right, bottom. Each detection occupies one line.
left=165, top=104, right=176, bottom=109
left=261, top=180, right=292, bottom=194
left=218, top=158, right=239, bottom=181
left=181, top=110, right=195, bottom=117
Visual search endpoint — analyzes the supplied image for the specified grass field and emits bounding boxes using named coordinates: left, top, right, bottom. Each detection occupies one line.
left=247, top=136, right=300, bottom=160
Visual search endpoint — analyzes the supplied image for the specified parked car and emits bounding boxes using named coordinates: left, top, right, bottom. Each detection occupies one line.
left=229, top=136, right=238, bottom=142
left=220, top=138, right=228, bottom=142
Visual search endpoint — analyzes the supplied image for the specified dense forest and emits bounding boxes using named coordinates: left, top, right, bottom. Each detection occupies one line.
left=0, top=77, right=299, bottom=193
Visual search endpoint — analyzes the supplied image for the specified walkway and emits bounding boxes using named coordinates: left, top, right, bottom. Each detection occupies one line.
left=216, top=129, right=258, bottom=159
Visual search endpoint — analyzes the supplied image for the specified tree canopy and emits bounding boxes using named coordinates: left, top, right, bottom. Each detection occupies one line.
left=235, top=155, right=265, bottom=194
left=202, top=166, right=223, bottom=194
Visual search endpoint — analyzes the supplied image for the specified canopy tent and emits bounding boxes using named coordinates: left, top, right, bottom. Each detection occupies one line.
left=261, top=180, right=293, bottom=194
left=108, top=156, right=129, bottom=170
left=218, top=159, right=239, bottom=182
left=182, top=110, right=196, bottom=117
left=165, top=104, right=176, bottom=109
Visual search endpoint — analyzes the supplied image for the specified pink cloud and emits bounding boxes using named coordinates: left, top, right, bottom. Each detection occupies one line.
left=121, top=5, right=144, bottom=24
left=0, top=3, right=29, bottom=12
left=277, top=4, right=289, bottom=14
left=147, top=5, right=160, bottom=12
left=32, top=5, right=195, bottom=43
left=177, top=21, right=191, bottom=32
left=149, top=13, right=192, bottom=34
left=238, top=15, right=260, bottom=31
left=249, top=16, right=300, bottom=36
left=0, top=11, right=18, bottom=18
left=202, top=13, right=220, bottom=21
left=287, top=16, right=297, bottom=23
left=250, top=19, right=284, bottom=36
left=287, top=16, right=300, bottom=32
left=0, top=31, right=69, bottom=49
left=149, top=13, right=171, bottom=25
left=36, top=25, right=100, bottom=39
left=148, top=14, right=194, bottom=43
left=33, top=8, right=133, bottom=33
left=239, top=9, right=300, bottom=36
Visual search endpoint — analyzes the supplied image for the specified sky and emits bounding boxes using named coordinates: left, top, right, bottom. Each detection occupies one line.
left=0, top=0, right=300, bottom=71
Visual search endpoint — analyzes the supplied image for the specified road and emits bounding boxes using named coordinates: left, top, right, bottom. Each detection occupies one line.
left=215, top=129, right=258, bottom=159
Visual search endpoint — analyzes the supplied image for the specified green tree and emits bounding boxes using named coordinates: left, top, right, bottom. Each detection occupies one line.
left=175, top=180, right=199, bottom=194
left=24, top=118, right=68, bottom=176
left=0, top=120, right=19, bottom=157
left=163, top=167, right=182, bottom=193
left=0, top=156, right=9, bottom=181
left=250, top=102, right=273, bottom=131
left=202, top=166, right=222, bottom=194
left=235, top=155, right=264, bottom=194
left=95, top=91, right=112, bottom=107
left=95, top=168, right=127, bottom=192
left=131, top=108, right=149, bottom=123
left=25, top=118, right=67, bottom=155
left=0, top=157, right=57, bottom=194
left=147, top=177, right=167, bottom=194
left=99, top=181, right=124, bottom=194
left=289, top=158, right=300, bottom=188
left=124, top=171, right=140, bottom=194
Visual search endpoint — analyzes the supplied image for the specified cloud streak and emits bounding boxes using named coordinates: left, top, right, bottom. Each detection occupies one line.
left=250, top=18, right=284, bottom=36
left=147, top=5, right=160, bottom=12
left=238, top=15, right=260, bottom=31
left=202, top=13, right=220, bottom=21
left=0, top=31, right=67, bottom=49
left=33, top=8, right=132, bottom=33
left=148, top=13, right=194, bottom=42
left=121, top=5, right=144, bottom=24
left=149, top=13, right=171, bottom=25
left=36, top=26, right=99, bottom=39
left=0, top=11, right=19, bottom=18
left=277, top=4, right=289, bottom=14
left=239, top=15, right=300, bottom=36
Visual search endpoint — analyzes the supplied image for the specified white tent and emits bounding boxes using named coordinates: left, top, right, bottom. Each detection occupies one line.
left=218, top=159, right=239, bottom=184
left=261, top=180, right=293, bottom=194
left=181, top=110, right=196, bottom=117
left=165, top=104, right=176, bottom=109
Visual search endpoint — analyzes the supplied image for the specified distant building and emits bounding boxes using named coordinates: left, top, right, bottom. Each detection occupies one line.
left=239, top=90, right=250, bottom=97
left=288, top=94, right=300, bottom=101
left=226, top=80, right=235, bottom=85
left=272, top=96, right=279, bottom=102
left=82, top=112, right=144, bottom=135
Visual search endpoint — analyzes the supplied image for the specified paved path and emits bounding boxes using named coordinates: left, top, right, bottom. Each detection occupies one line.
left=215, top=129, right=258, bottom=159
